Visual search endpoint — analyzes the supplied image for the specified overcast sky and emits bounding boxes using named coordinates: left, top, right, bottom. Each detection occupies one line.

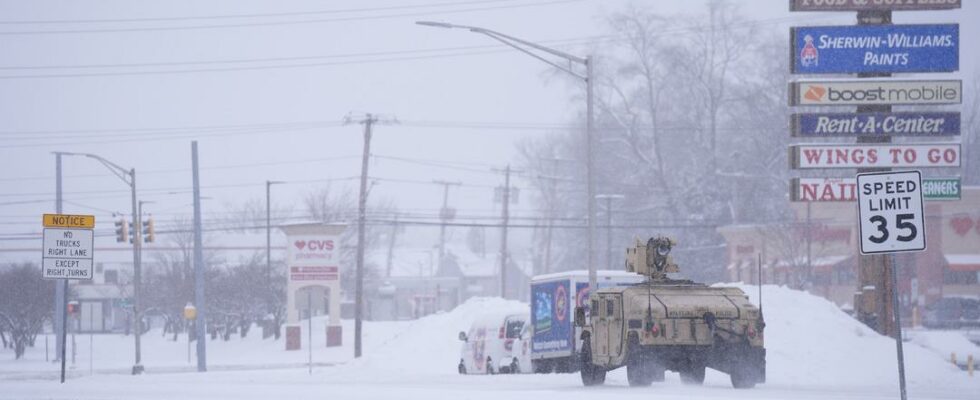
left=1, top=0, right=976, bottom=263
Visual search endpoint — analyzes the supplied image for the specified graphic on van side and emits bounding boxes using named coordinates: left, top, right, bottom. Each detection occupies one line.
left=531, top=280, right=571, bottom=353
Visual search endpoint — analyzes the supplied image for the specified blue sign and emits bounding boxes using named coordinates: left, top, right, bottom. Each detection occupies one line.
left=792, top=112, right=960, bottom=137
left=530, top=280, right=572, bottom=354
left=792, top=24, right=958, bottom=74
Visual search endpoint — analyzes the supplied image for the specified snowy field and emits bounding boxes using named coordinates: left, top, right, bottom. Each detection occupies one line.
left=1, top=286, right=978, bottom=400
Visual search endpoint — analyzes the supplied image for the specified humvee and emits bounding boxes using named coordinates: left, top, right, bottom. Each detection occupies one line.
left=575, top=237, right=766, bottom=388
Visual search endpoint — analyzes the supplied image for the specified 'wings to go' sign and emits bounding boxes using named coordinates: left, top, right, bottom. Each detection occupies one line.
left=856, top=171, right=926, bottom=255
left=791, top=24, right=958, bottom=74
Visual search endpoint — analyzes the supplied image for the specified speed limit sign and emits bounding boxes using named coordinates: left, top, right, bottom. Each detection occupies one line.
left=856, top=171, right=927, bottom=254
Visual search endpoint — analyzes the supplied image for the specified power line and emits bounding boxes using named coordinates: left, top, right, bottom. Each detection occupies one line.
left=0, top=0, right=582, bottom=36
left=0, top=0, right=529, bottom=25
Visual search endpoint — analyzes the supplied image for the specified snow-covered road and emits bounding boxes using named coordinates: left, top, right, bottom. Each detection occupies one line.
left=2, top=288, right=978, bottom=399
left=0, top=366, right=971, bottom=400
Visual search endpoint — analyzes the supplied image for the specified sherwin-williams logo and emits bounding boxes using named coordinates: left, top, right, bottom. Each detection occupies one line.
left=804, top=85, right=826, bottom=102
left=800, top=34, right=818, bottom=67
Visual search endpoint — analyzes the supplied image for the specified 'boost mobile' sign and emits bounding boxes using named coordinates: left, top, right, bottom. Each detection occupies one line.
left=791, top=112, right=960, bottom=137
left=790, top=80, right=961, bottom=106
left=792, top=24, right=958, bottom=74
left=790, top=143, right=960, bottom=169
left=790, top=0, right=960, bottom=12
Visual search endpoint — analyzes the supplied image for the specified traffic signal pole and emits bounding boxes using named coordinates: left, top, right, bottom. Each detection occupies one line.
left=54, top=153, right=68, bottom=383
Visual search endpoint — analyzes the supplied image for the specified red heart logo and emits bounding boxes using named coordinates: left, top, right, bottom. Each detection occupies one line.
left=294, top=240, right=307, bottom=250
left=950, top=216, right=974, bottom=237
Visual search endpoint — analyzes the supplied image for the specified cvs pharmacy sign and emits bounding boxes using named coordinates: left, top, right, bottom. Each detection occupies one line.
left=288, top=236, right=339, bottom=265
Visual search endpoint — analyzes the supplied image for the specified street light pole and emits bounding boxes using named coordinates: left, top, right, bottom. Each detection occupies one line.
left=416, top=21, right=598, bottom=293
left=51, top=152, right=68, bottom=383
left=56, top=152, right=142, bottom=374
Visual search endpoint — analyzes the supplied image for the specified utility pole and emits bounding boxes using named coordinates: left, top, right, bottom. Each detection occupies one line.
left=494, top=166, right=516, bottom=299
left=346, top=112, right=395, bottom=359
left=433, top=180, right=461, bottom=272
left=266, top=180, right=284, bottom=283
left=596, top=194, right=624, bottom=269
left=385, top=215, right=399, bottom=278
left=854, top=10, right=896, bottom=338
left=52, top=153, right=66, bottom=380
left=191, top=141, right=207, bottom=372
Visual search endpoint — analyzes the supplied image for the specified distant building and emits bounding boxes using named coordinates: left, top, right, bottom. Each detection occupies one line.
left=369, top=244, right=531, bottom=321
left=718, top=186, right=980, bottom=312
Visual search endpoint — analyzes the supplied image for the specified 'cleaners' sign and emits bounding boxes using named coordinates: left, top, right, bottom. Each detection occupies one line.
left=857, top=171, right=926, bottom=254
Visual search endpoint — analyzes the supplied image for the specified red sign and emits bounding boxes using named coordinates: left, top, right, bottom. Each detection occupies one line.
left=289, top=266, right=339, bottom=281
left=790, top=144, right=960, bottom=169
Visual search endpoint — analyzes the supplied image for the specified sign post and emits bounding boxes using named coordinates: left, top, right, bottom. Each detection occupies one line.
left=857, top=171, right=926, bottom=400
left=41, top=214, right=95, bottom=383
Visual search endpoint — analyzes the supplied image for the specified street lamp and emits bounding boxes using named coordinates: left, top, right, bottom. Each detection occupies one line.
left=266, top=180, right=285, bottom=282
left=55, top=151, right=143, bottom=375
left=416, top=21, right=599, bottom=293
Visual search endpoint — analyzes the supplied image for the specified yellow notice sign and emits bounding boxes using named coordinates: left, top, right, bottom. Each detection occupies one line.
left=43, top=214, right=95, bottom=229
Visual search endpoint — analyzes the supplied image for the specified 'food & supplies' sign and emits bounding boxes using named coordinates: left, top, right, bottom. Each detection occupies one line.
left=790, top=144, right=960, bottom=169
left=790, top=0, right=960, bottom=12
left=791, top=177, right=960, bottom=202
left=792, top=24, right=958, bottom=74
left=790, top=80, right=961, bottom=106
left=791, top=112, right=960, bottom=137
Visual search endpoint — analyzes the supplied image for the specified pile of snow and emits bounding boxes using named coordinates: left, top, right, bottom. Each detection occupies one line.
left=907, top=330, right=980, bottom=364
left=343, top=297, right=526, bottom=376
left=337, top=284, right=977, bottom=389
left=721, top=283, right=971, bottom=389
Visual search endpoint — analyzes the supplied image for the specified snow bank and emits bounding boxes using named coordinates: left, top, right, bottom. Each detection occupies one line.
left=907, top=329, right=980, bottom=365
left=343, top=297, right=527, bottom=376
left=721, top=283, right=974, bottom=389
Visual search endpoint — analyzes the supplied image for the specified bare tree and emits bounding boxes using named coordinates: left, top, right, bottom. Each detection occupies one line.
left=143, top=217, right=221, bottom=340
left=519, top=1, right=792, bottom=282
left=0, top=264, right=55, bottom=359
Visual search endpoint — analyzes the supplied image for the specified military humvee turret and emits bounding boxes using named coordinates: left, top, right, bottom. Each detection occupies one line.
left=574, top=237, right=766, bottom=388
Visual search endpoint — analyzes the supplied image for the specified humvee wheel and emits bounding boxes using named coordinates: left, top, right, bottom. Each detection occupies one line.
left=731, top=371, right=756, bottom=388
left=579, top=341, right=606, bottom=386
left=680, top=364, right=706, bottom=385
left=626, top=361, right=654, bottom=387
left=625, top=339, right=654, bottom=387
left=730, top=365, right=761, bottom=389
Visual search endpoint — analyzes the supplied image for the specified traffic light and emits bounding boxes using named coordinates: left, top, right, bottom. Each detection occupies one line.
left=114, top=218, right=129, bottom=243
left=142, top=217, right=155, bottom=243
left=67, top=301, right=78, bottom=315
left=128, top=221, right=135, bottom=244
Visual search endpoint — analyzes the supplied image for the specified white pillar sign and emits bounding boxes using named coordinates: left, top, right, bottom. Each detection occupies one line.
left=856, top=171, right=926, bottom=254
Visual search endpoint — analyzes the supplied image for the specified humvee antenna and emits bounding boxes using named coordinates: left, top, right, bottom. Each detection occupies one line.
left=758, top=253, right=763, bottom=316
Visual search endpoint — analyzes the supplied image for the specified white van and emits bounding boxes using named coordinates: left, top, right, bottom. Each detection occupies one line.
left=458, top=311, right=531, bottom=374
